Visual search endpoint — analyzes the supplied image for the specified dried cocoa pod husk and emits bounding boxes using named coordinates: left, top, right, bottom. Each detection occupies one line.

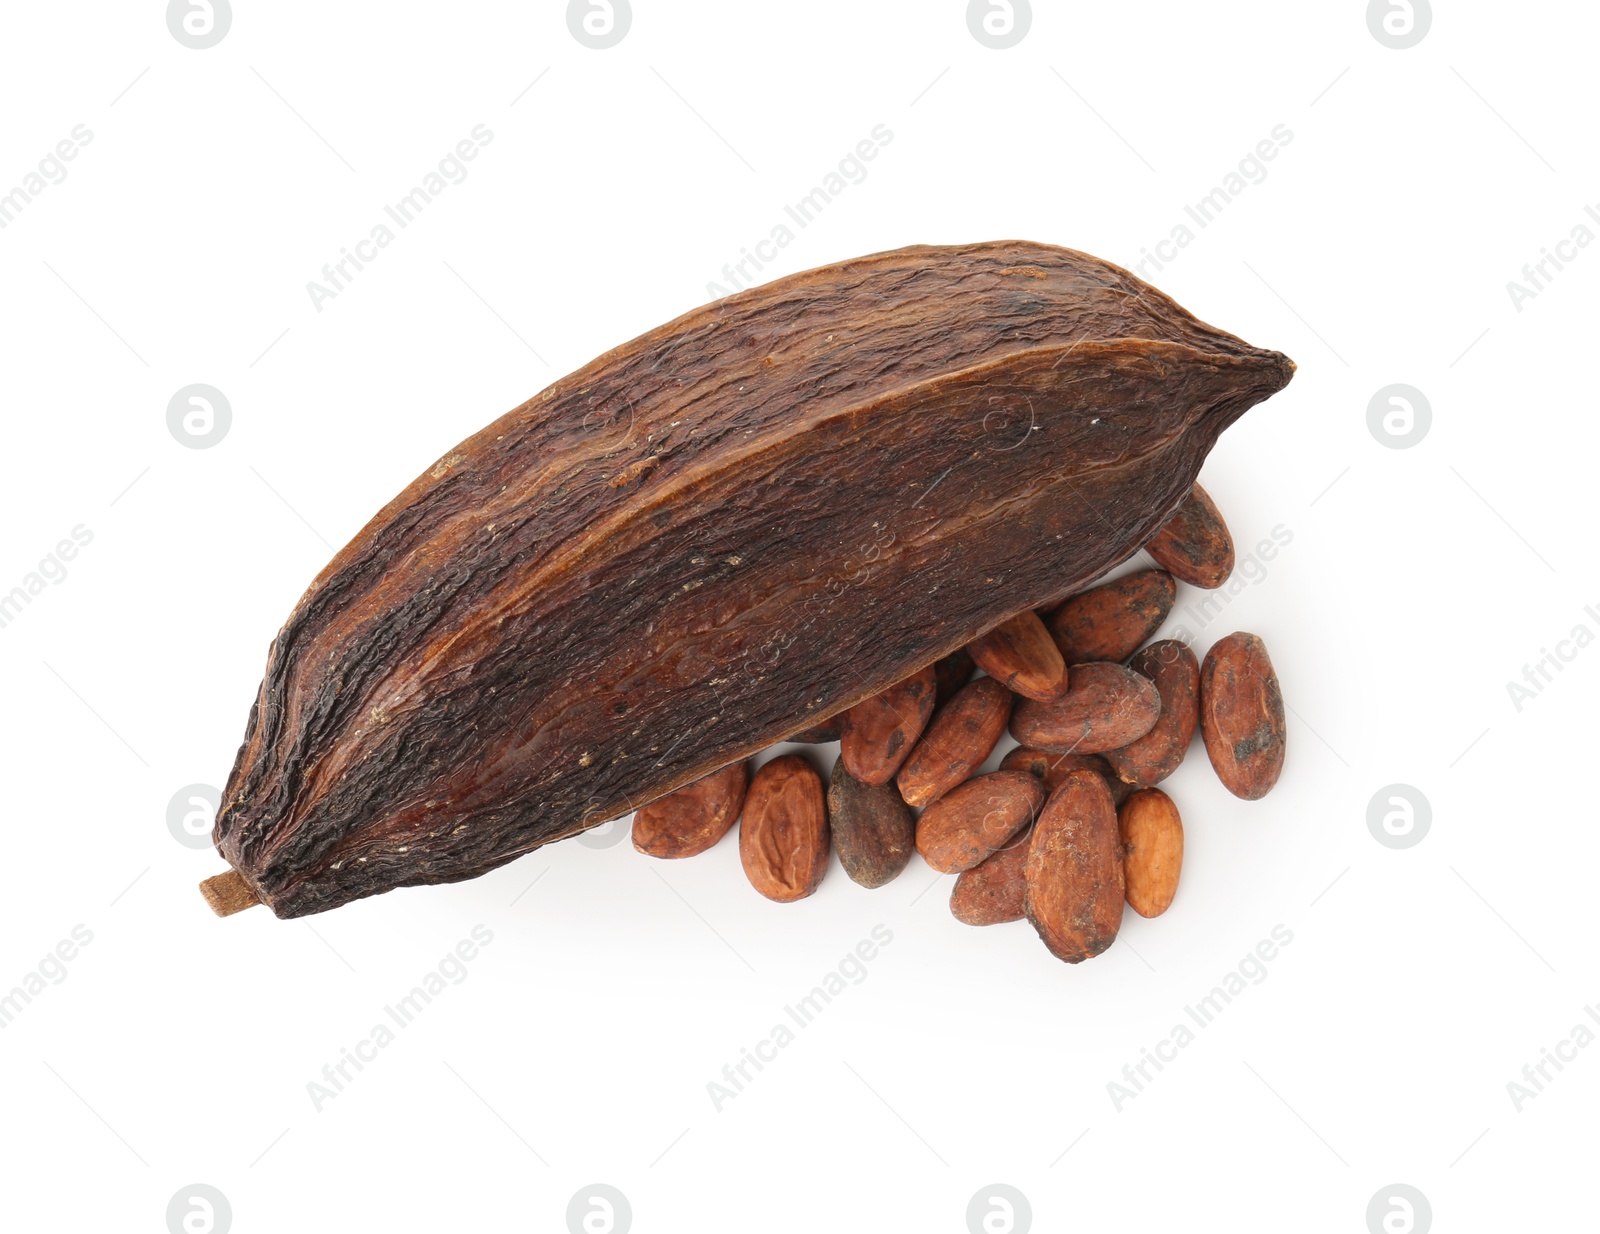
left=966, top=611, right=1068, bottom=701
left=950, top=827, right=1033, bottom=926
left=896, top=678, right=1014, bottom=809
left=1010, top=662, right=1162, bottom=755
left=1104, top=640, right=1199, bottom=789
left=933, top=649, right=977, bottom=706
left=1200, top=632, right=1286, bottom=800
left=999, top=747, right=1134, bottom=806
left=739, top=755, right=829, bottom=902
left=1143, top=484, right=1234, bottom=589
left=1045, top=569, right=1175, bottom=664
left=631, top=761, right=748, bottom=858
left=1119, top=788, right=1183, bottom=918
left=839, top=666, right=937, bottom=785
left=1024, top=770, right=1125, bottom=963
left=827, top=756, right=915, bottom=889
left=789, top=717, right=843, bottom=743
left=209, top=240, right=1292, bottom=917
left=915, top=770, right=1045, bottom=874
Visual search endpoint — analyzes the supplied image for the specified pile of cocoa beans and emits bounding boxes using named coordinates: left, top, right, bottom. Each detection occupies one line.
left=626, top=485, right=1286, bottom=964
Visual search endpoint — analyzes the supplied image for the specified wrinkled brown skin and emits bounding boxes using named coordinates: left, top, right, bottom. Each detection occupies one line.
left=896, top=678, right=1014, bottom=808
left=839, top=666, right=937, bottom=785
left=1000, top=747, right=1134, bottom=806
left=1119, top=788, right=1183, bottom=918
left=739, top=755, right=828, bottom=901
left=966, top=611, right=1068, bottom=701
left=1046, top=570, right=1175, bottom=664
left=933, top=649, right=977, bottom=706
left=789, top=717, right=842, bottom=743
left=1104, top=640, right=1199, bottom=789
left=950, top=827, right=1033, bottom=925
left=213, top=240, right=1293, bottom=917
left=1143, top=484, right=1235, bottom=589
left=915, top=771, right=1045, bottom=874
left=1200, top=632, right=1286, bottom=800
left=1011, top=662, right=1162, bottom=755
left=827, top=756, right=915, bottom=888
left=631, top=761, right=748, bottom=858
left=1024, top=770, right=1125, bottom=963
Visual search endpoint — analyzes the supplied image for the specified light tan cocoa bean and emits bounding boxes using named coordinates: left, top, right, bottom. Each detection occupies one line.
left=1119, top=788, right=1183, bottom=918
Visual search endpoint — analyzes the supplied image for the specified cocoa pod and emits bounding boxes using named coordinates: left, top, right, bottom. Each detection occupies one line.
left=1045, top=569, right=1175, bottom=664
left=999, top=747, right=1134, bottom=806
left=1104, top=640, right=1199, bottom=789
left=739, top=755, right=829, bottom=902
left=1010, top=662, right=1162, bottom=755
left=209, top=241, right=1292, bottom=917
left=1200, top=632, right=1286, bottom=800
left=1024, top=770, right=1125, bottom=963
left=1118, top=788, right=1183, bottom=918
left=827, top=756, right=915, bottom=889
left=631, top=761, right=748, bottom=858
left=950, top=828, right=1032, bottom=926
left=839, top=666, right=937, bottom=785
left=896, top=678, right=1014, bottom=808
left=966, top=611, right=1068, bottom=701
left=1143, top=484, right=1234, bottom=589
left=790, top=717, right=843, bottom=743
left=915, top=771, right=1045, bottom=874
left=933, top=649, right=977, bottom=706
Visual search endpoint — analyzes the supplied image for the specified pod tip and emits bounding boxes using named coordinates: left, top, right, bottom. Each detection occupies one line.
left=200, top=868, right=262, bottom=917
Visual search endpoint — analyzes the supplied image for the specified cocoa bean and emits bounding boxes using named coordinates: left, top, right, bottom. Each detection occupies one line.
left=1200, top=632, right=1285, bottom=800
left=840, top=666, right=937, bottom=785
left=632, top=761, right=748, bottom=858
left=790, top=717, right=843, bottom=743
left=933, top=648, right=977, bottom=706
left=1010, top=662, right=1161, bottom=755
left=896, top=678, right=1014, bottom=808
left=999, top=747, right=1134, bottom=805
left=1104, top=640, right=1199, bottom=789
left=1143, top=484, right=1234, bottom=589
left=827, top=756, right=915, bottom=888
left=950, top=828, right=1033, bottom=925
left=1045, top=569, right=1175, bottom=664
left=966, top=610, right=1068, bottom=701
left=739, top=755, right=829, bottom=902
left=1024, top=770, right=1125, bottom=963
left=1119, top=788, right=1183, bottom=918
left=915, top=770, right=1045, bottom=874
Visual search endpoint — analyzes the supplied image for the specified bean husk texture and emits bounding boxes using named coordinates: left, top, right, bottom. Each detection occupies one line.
left=212, top=240, right=1293, bottom=917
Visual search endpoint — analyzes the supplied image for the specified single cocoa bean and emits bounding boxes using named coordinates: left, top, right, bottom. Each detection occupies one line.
left=896, top=678, right=1014, bottom=808
left=950, top=828, right=1032, bottom=925
left=739, top=755, right=829, bottom=902
left=632, top=761, right=748, bottom=858
left=1045, top=569, right=1175, bottom=664
left=840, top=666, right=938, bottom=785
left=1119, top=788, right=1183, bottom=918
left=1143, top=483, right=1234, bottom=589
left=1024, top=770, right=1125, bottom=963
left=933, top=648, right=977, bottom=706
left=915, top=770, right=1045, bottom=874
left=827, top=756, right=915, bottom=888
left=1104, top=640, right=1199, bottom=789
left=1200, top=632, right=1285, bottom=800
left=966, top=610, right=1069, bottom=701
left=1010, top=662, right=1161, bottom=755
left=999, top=747, right=1134, bottom=805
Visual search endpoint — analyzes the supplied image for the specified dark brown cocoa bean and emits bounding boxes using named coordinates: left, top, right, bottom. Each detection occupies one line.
left=896, top=678, right=1014, bottom=808
left=827, top=756, right=915, bottom=888
left=839, top=665, right=937, bottom=785
left=632, top=761, right=748, bottom=858
left=1104, top=640, right=1199, bottom=789
left=1143, top=483, right=1234, bottom=589
left=789, top=717, right=843, bottom=743
left=950, top=828, right=1033, bottom=925
left=739, top=755, right=829, bottom=902
left=1010, top=662, right=1161, bottom=755
left=1045, top=569, right=1175, bottom=664
left=915, top=771, right=1045, bottom=874
left=933, top=648, right=977, bottom=706
left=1023, top=770, right=1124, bottom=963
left=1200, top=632, right=1285, bottom=800
left=966, top=610, right=1069, bottom=701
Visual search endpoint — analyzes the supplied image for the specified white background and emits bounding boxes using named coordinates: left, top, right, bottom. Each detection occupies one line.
left=1, top=2, right=1594, bottom=1231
